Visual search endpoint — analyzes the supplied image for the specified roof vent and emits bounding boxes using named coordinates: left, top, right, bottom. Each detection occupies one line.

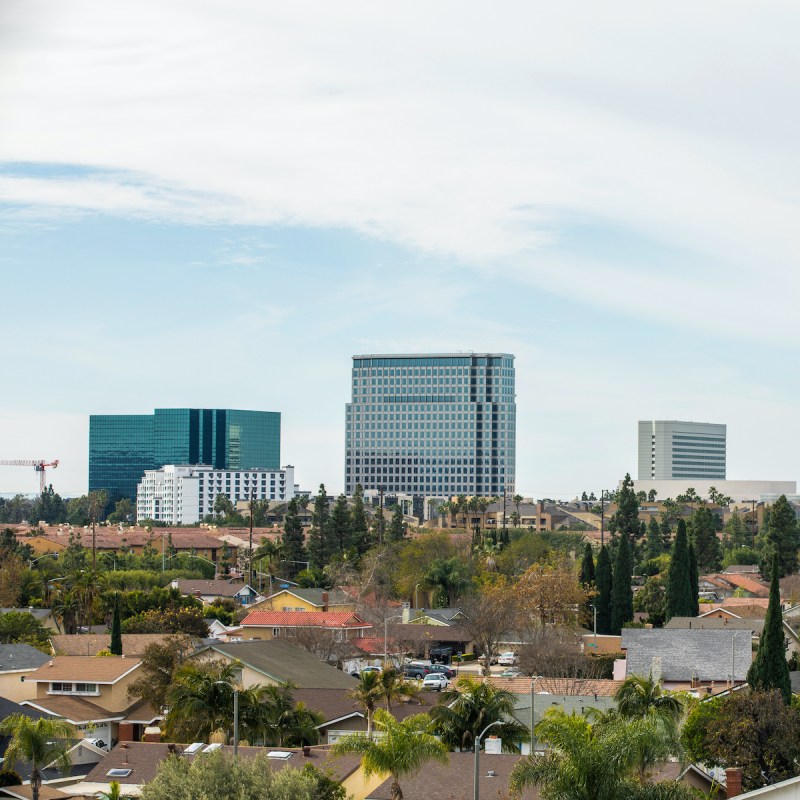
left=267, top=751, right=293, bottom=760
left=486, top=770, right=497, bottom=777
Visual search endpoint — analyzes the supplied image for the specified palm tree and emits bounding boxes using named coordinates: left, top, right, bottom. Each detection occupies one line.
left=349, top=670, right=384, bottom=739
left=164, top=661, right=239, bottom=742
left=51, top=585, right=81, bottom=634
left=511, top=708, right=693, bottom=800
left=98, top=782, right=132, bottom=800
left=0, top=714, right=75, bottom=800
left=379, top=667, right=420, bottom=713
left=333, top=709, right=448, bottom=800
left=614, top=675, right=684, bottom=727
left=252, top=537, right=284, bottom=591
left=429, top=676, right=529, bottom=752
left=513, top=494, right=523, bottom=527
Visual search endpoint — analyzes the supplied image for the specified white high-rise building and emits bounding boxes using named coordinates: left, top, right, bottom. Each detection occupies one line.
left=136, top=464, right=295, bottom=525
left=638, top=420, right=726, bottom=481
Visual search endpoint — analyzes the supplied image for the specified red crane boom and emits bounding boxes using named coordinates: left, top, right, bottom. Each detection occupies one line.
left=0, top=460, right=60, bottom=493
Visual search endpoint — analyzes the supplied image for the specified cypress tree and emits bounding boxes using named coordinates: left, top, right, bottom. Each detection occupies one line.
left=644, top=517, right=664, bottom=561
left=595, top=544, right=613, bottom=635
left=747, top=555, right=791, bottom=703
left=328, top=494, right=352, bottom=555
left=688, top=541, right=700, bottom=616
left=388, top=505, right=407, bottom=542
left=579, top=543, right=595, bottom=586
left=110, top=593, right=122, bottom=656
left=689, top=506, right=721, bottom=573
left=307, top=484, right=332, bottom=570
left=350, top=484, right=372, bottom=555
left=609, top=473, right=641, bottom=541
left=665, top=520, right=693, bottom=621
left=764, top=495, right=799, bottom=579
left=610, top=534, right=633, bottom=635
left=281, top=496, right=307, bottom=573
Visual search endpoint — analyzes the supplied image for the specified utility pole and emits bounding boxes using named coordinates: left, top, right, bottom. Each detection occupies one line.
left=248, top=491, right=254, bottom=587
left=502, top=487, right=507, bottom=539
left=600, top=490, right=606, bottom=547
left=378, top=485, right=385, bottom=545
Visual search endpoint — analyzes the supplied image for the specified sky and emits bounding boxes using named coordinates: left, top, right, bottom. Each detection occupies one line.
left=1, top=1, right=799, bottom=499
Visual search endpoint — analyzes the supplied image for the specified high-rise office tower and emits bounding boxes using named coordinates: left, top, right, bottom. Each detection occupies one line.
left=637, top=420, right=726, bottom=480
left=89, top=408, right=281, bottom=500
left=345, top=353, right=516, bottom=499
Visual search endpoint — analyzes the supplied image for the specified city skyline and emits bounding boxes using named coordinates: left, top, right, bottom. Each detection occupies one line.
left=2, top=4, right=799, bottom=497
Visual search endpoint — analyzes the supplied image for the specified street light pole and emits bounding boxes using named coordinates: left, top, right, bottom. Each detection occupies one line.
left=474, top=720, right=503, bottom=800
left=384, top=613, right=403, bottom=669
left=589, top=603, right=597, bottom=650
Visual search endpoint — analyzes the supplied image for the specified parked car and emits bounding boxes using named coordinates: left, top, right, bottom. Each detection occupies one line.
left=351, top=664, right=382, bottom=677
left=422, top=673, right=449, bottom=691
left=497, top=652, right=518, bottom=666
left=428, top=664, right=456, bottom=679
left=403, top=665, right=432, bottom=680
left=429, top=645, right=456, bottom=664
left=499, top=668, right=521, bottom=678
left=478, top=652, right=499, bottom=666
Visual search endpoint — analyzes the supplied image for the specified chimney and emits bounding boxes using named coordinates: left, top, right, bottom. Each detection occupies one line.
left=726, top=768, right=743, bottom=798
left=117, top=722, right=134, bottom=742
left=321, top=591, right=329, bottom=612
left=142, top=726, right=162, bottom=743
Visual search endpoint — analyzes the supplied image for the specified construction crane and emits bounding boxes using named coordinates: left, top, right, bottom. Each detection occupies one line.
left=0, top=460, right=60, bottom=493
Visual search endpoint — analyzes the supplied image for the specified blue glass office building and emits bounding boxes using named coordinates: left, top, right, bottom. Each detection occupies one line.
left=89, top=408, right=281, bottom=500
left=345, top=353, right=516, bottom=498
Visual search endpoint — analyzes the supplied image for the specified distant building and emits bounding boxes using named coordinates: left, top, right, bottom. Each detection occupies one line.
left=629, top=479, right=796, bottom=503
left=89, top=408, right=281, bottom=501
left=638, top=420, right=726, bottom=480
left=345, top=353, right=516, bottom=505
left=136, top=464, right=295, bottom=525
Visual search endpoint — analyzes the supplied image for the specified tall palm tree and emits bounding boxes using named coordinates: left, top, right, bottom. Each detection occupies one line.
left=0, top=714, right=75, bottom=800
left=252, top=538, right=284, bottom=591
left=333, top=710, right=448, bottom=800
left=349, top=670, right=384, bottom=739
left=513, top=494, right=523, bottom=526
left=51, top=585, right=81, bottom=635
left=429, top=676, right=529, bottom=752
left=511, top=708, right=693, bottom=800
left=378, top=667, right=420, bottom=713
left=614, top=675, right=684, bottom=727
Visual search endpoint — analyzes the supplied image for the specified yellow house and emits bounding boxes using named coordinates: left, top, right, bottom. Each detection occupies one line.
left=250, top=587, right=356, bottom=614
left=0, top=644, right=51, bottom=702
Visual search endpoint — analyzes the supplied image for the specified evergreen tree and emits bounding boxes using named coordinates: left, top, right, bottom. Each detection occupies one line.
left=665, top=520, right=693, bottom=622
left=328, top=495, right=352, bottom=556
left=644, top=517, right=664, bottom=561
left=723, top=511, right=748, bottom=552
left=579, top=543, right=595, bottom=586
left=688, top=542, right=700, bottom=616
left=689, top=506, right=721, bottom=573
left=748, top=556, right=791, bottom=704
left=609, top=474, right=641, bottom=541
left=659, top=518, right=673, bottom=552
left=350, top=485, right=372, bottom=556
left=110, top=593, right=122, bottom=656
left=281, top=497, right=307, bottom=574
left=595, top=545, right=613, bottom=635
left=387, top=505, right=407, bottom=543
left=610, top=534, right=633, bottom=635
left=763, top=496, right=799, bottom=579
left=307, top=485, right=332, bottom=570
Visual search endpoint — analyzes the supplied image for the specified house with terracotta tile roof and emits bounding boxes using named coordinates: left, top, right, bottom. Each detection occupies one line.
left=239, top=610, right=372, bottom=641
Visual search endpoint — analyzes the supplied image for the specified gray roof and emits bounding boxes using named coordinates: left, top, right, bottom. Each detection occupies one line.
left=200, top=640, right=358, bottom=689
left=412, top=607, right=462, bottom=625
left=0, top=643, right=51, bottom=672
left=0, top=608, right=53, bottom=621
left=621, top=628, right=752, bottom=682
left=665, top=617, right=765, bottom=633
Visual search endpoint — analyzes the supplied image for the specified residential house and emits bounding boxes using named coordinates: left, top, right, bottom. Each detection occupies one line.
left=405, top=607, right=464, bottom=626
left=174, top=578, right=259, bottom=606
left=49, top=634, right=187, bottom=658
left=254, top=587, right=355, bottom=614
left=0, top=608, right=59, bottom=633
left=238, top=610, right=371, bottom=641
left=191, top=640, right=358, bottom=689
left=0, top=644, right=51, bottom=702
left=293, top=688, right=442, bottom=745
left=65, top=741, right=376, bottom=800
left=392, top=623, right=473, bottom=660
left=365, top=752, right=538, bottom=800
left=619, top=629, right=752, bottom=693
left=20, top=656, right=148, bottom=747
left=665, top=616, right=800, bottom=657
left=699, top=599, right=770, bottom=619
left=700, top=573, right=769, bottom=599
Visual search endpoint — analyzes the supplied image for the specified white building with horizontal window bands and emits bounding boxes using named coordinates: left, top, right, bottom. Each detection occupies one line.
left=345, top=353, right=516, bottom=504
left=136, top=464, right=295, bottom=524
left=638, top=420, right=726, bottom=481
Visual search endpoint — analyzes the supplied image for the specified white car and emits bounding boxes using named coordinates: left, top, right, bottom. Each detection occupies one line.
left=497, top=652, right=518, bottom=666
left=421, top=673, right=449, bottom=691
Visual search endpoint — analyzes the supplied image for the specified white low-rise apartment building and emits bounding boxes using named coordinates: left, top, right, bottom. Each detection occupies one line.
left=137, top=464, right=295, bottom=524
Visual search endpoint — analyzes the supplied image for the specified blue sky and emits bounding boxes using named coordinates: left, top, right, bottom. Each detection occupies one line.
left=1, top=1, right=798, bottom=497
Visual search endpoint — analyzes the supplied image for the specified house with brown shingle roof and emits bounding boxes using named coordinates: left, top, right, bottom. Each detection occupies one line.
left=174, top=578, right=258, bottom=605
left=19, top=656, right=150, bottom=747
left=49, top=633, right=187, bottom=658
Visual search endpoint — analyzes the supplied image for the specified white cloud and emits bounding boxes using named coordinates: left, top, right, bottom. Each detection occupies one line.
left=2, top=1, right=800, bottom=345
